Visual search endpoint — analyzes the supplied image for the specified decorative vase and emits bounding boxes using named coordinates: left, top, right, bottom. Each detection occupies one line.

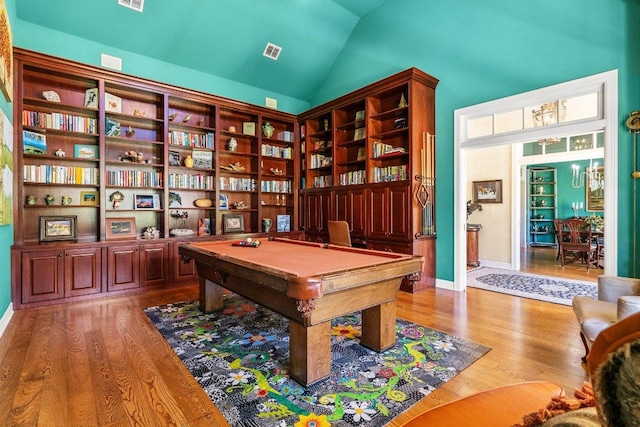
left=227, top=137, right=238, bottom=152
left=45, top=194, right=55, bottom=205
left=61, top=196, right=72, bottom=205
left=26, top=195, right=38, bottom=205
left=262, top=121, right=274, bottom=138
left=262, top=217, right=273, bottom=233
left=184, top=155, right=194, bottom=168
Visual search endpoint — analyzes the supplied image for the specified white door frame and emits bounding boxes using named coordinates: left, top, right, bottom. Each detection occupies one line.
left=452, top=70, right=618, bottom=291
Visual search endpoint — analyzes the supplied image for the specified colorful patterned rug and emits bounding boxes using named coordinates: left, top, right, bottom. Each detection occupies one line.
left=145, top=295, right=490, bottom=427
left=467, top=267, right=597, bottom=306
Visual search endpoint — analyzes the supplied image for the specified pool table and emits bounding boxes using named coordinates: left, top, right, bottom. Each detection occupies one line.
left=179, top=237, right=423, bottom=386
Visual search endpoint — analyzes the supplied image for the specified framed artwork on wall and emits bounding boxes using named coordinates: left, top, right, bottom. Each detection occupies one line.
left=472, top=179, right=503, bottom=203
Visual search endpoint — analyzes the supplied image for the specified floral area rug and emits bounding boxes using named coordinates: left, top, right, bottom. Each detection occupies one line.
left=467, top=267, right=597, bottom=306
left=145, top=295, right=490, bottom=427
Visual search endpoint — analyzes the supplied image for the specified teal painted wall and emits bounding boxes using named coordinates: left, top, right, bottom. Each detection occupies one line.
left=316, top=0, right=640, bottom=280
left=0, top=0, right=16, bottom=317
left=14, top=21, right=310, bottom=114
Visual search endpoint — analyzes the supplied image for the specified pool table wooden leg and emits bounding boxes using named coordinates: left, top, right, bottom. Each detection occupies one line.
left=288, top=320, right=332, bottom=387
left=199, top=278, right=224, bottom=312
left=360, top=300, right=397, bottom=352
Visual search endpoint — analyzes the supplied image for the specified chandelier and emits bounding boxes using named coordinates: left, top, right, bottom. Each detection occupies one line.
left=572, top=161, right=604, bottom=189
left=533, top=101, right=566, bottom=145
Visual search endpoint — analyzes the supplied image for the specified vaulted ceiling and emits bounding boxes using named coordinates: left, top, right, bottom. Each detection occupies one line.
left=16, top=0, right=389, bottom=102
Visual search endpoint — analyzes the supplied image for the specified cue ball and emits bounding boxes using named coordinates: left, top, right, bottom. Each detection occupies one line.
left=246, top=238, right=252, bottom=243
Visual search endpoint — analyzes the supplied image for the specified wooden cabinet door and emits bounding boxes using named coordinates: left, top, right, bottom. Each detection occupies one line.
left=170, top=242, right=197, bottom=283
left=368, top=186, right=389, bottom=238
left=65, top=247, right=102, bottom=297
left=335, top=188, right=366, bottom=241
left=304, top=191, right=332, bottom=233
left=388, top=185, right=411, bottom=239
left=107, top=244, right=140, bottom=292
left=21, top=249, right=64, bottom=304
left=140, top=243, right=169, bottom=287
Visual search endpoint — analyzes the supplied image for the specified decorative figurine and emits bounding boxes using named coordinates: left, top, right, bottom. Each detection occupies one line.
left=262, top=121, right=274, bottom=138
left=133, top=109, right=147, bottom=117
left=262, top=218, right=273, bottom=233
left=45, top=194, right=55, bottom=205
left=228, top=125, right=237, bottom=133
left=125, top=126, right=136, bottom=137
left=184, top=155, right=194, bottom=168
left=141, top=226, right=160, bottom=239
left=182, top=114, right=192, bottom=123
left=168, top=113, right=178, bottom=121
left=26, top=195, right=38, bottom=205
left=227, top=137, right=238, bottom=152
left=42, top=90, right=61, bottom=102
left=110, top=191, right=124, bottom=209
left=55, top=148, right=65, bottom=157
left=198, top=117, right=205, bottom=126
left=61, top=196, right=72, bottom=205
left=398, top=93, right=408, bottom=108
left=323, top=119, right=329, bottom=131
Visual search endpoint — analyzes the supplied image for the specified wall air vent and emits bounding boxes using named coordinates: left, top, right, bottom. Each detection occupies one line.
left=263, top=43, right=282, bottom=60
left=118, top=0, right=144, bottom=12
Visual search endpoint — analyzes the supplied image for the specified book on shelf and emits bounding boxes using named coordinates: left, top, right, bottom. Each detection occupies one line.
left=276, top=215, right=291, bottom=232
left=355, top=110, right=365, bottom=121
left=105, top=92, right=122, bottom=113
left=105, top=118, right=121, bottom=137
left=22, top=130, right=46, bottom=154
left=357, top=147, right=366, bottom=161
left=353, top=127, right=365, bottom=140
left=192, top=149, right=213, bottom=169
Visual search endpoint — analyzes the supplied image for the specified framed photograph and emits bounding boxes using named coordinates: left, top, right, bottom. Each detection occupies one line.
left=39, top=216, right=77, bottom=242
left=198, top=218, right=211, bottom=236
left=105, top=92, right=122, bottom=113
left=277, top=214, right=291, bottom=232
left=472, top=180, right=503, bottom=203
left=223, top=214, right=244, bottom=233
left=357, top=147, right=367, bottom=161
left=586, top=166, right=604, bottom=212
left=134, top=193, right=160, bottom=210
left=353, top=127, right=366, bottom=141
left=168, top=150, right=180, bottom=166
left=219, top=194, right=229, bottom=210
left=80, top=191, right=98, bottom=206
left=74, top=144, right=98, bottom=159
left=23, top=130, right=46, bottom=155
left=192, top=149, right=213, bottom=169
left=106, top=217, right=137, bottom=240
left=242, top=121, right=256, bottom=136
left=355, top=110, right=365, bottom=121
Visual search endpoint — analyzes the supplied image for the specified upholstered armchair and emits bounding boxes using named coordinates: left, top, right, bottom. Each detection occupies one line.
left=572, top=275, right=640, bottom=361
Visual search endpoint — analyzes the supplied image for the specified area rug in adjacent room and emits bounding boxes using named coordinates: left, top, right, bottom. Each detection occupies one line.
left=467, top=267, right=597, bottom=305
left=145, top=295, right=490, bottom=427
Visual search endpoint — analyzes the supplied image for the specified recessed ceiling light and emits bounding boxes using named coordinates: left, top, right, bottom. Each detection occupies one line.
left=118, top=0, right=144, bottom=12
left=263, top=43, right=282, bottom=61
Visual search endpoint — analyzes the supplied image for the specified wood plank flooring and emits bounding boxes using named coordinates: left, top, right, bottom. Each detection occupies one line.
left=0, top=248, right=593, bottom=426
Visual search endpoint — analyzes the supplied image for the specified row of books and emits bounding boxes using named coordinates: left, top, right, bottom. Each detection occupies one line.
left=338, top=170, right=366, bottom=186
left=261, top=144, right=293, bottom=159
left=260, top=180, right=292, bottom=193
left=23, top=110, right=98, bottom=134
left=106, top=170, right=163, bottom=187
left=218, top=177, right=257, bottom=192
left=169, top=131, right=215, bottom=148
left=309, top=154, right=333, bottom=169
left=312, top=175, right=333, bottom=188
left=168, top=174, right=215, bottom=190
left=372, top=141, right=406, bottom=158
left=23, top=165, right=99, bottom=185
left=372, top=165, right=408, bottom=183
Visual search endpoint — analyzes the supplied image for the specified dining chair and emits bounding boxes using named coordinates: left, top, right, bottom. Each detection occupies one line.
left=327, top=220, right=352, bottom=247
left=558, top=218, right=598, bottom=271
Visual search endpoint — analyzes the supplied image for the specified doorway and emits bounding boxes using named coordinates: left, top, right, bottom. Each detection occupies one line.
left=453, top=70, right=618, bottom=292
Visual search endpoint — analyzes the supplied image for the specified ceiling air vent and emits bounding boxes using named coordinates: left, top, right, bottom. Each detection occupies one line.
left=263, top=43, right=282, bottom=60
left=118, top=0, right=144, bottom=12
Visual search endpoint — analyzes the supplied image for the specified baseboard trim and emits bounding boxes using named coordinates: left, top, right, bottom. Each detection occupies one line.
left=0, top=303, right=14, bottom=340
left=435, top=278, right=457, bottom=291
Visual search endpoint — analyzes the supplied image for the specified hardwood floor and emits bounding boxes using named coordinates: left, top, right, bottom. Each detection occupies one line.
left=519, top=246, right=600, bottom=282
left=0, top=256, right=592, bottom=426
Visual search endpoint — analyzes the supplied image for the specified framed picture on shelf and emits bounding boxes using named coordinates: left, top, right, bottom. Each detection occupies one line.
left=472, top=179, right=503, bottom=203
left=105, top=217, right=137, bottom=240
left=168, top=150, right=181, bottom=166
left=243, top=122, right=256, bottom=136
left=192, top=149, right=213, bottom=169
left=105, top=92, right=122, bottom=113
left=134, top=193, right=160, bottom=210
left=74, top=144, right=98, bottom=159
left=84, top=88, right=98, bottom=108
left=22, top=130, right=46, bottom=155
left=219, top=194, right=229, bottom=210
left=39, top=216, right=77, bottom=242
left=198, top=218, right=211, bottom=236
left=355, top=110, right=365, bottom=121
left=222, top=214, right=244, bottom=233
left=276, top=214, right=291, bottom=232
left=80, top=191, right=98, bottom=206
left=353, top=127, right=366, bottom=140
left=357, top=147, right=367, bottom=161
